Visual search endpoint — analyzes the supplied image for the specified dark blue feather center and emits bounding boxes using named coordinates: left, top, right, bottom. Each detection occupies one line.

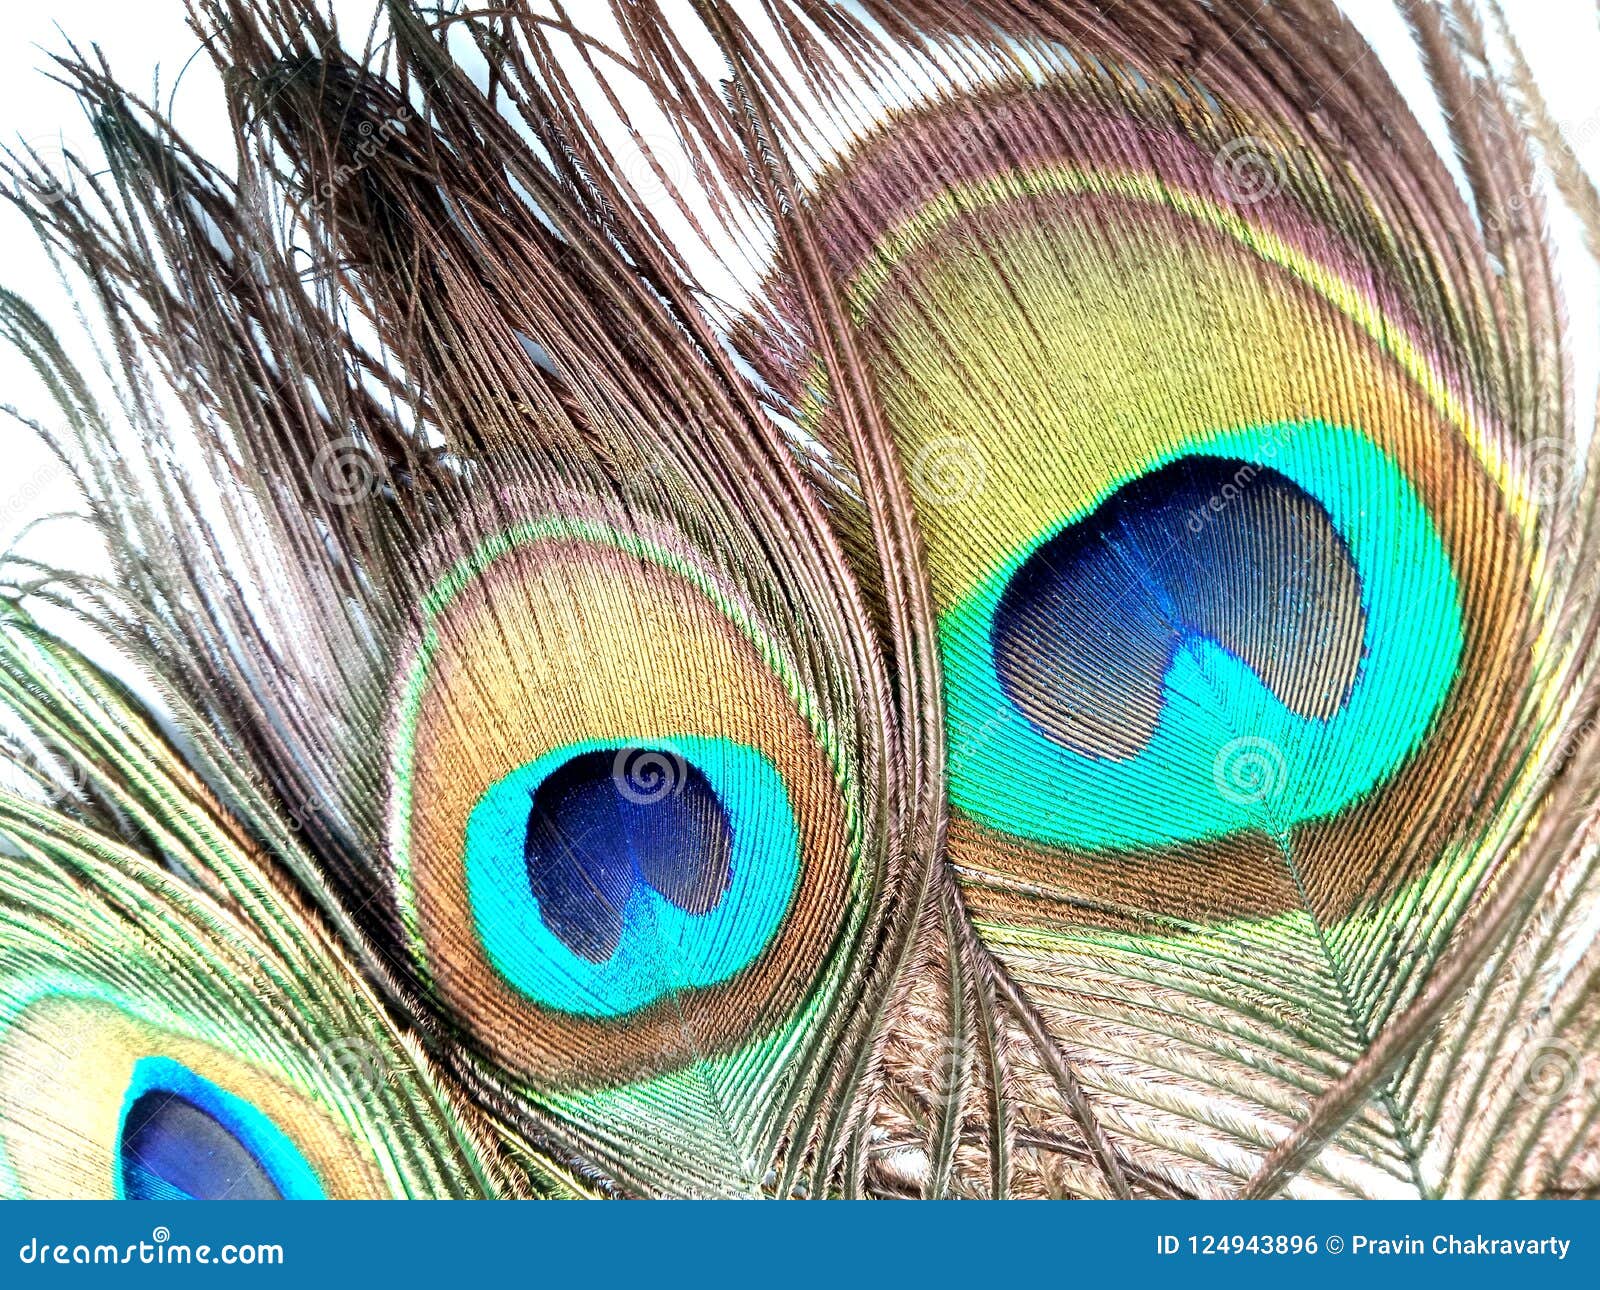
left=120, top=1091, right=283, bottom=1201
left=991, top=456, right=1364, bottom=760
left=523, top=748, right=734, bottom=962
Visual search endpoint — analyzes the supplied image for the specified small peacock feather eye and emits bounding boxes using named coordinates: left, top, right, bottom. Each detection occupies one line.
left=388, top=513, right=862, bottom=1088
left=464, top=738, right=800, bottom=1017
left=118, top=1057, right=322, bottom=1200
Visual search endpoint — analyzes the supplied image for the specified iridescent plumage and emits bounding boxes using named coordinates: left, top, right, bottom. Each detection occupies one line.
left=0, top=0, right=1597, bottom=1199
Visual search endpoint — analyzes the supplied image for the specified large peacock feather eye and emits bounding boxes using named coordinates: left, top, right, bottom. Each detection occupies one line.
left=788, top=85, right=1531, bottom=921
left=944, top=423, right=1462, bottom=850
left=388, top=514, right=862, bottom=1090
left=0, top=995, right=379, bottom=1199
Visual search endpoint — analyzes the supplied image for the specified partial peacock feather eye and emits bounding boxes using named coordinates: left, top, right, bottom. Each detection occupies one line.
left=989, top=455, right=1368, bottom=759
left=0, top=622, right=514, bottom=1199
left=387, top=511, right=861, bottom=1091
left=0, top=997, right=374, bottom=1199
left=945, top=424, right=1462, bottom=851
left=118, top=1057, right=321, bottom=1200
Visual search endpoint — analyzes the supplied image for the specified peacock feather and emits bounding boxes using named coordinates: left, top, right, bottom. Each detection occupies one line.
left=0, top=0, right=1597, bottom=1199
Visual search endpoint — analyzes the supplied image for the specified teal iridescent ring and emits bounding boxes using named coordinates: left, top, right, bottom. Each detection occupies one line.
left=464, top=735, right=802, bottom=1018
